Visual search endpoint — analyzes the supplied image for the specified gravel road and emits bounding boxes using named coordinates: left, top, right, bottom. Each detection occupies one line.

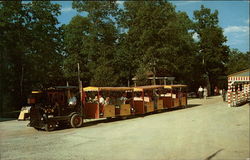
left=0, top=96, right=249, bottom=160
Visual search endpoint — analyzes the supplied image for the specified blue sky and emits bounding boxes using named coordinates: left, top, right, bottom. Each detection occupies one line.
left=55, top=1, right=249, bottom=52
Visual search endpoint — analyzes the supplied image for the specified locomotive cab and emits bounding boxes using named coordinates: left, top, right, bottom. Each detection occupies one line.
left=29, top=86, right=83, bottom=131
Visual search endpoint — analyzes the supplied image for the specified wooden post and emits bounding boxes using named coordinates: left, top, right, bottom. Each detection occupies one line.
left=77, top=63, right=83, bottom=117
left=227, top=80, right=231, bottom=107
left=237, top=83, right=241, bottom=105
left=142, top=91, right=145, bottom=113
left=232, top=85, right=236, bottom=107
left=153, top=61, right=156, bottom=85
left=66, top=81, right=70, bottom=98
left=20, top=66, right=24, bottom=96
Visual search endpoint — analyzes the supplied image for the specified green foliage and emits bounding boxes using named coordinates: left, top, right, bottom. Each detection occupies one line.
left=63, top=1, right=119, bottom=86
left=62, top=15, right=91, bottom=85
left=134, top=64, right=151, bottom=86
left=90, top=65, right=118, bottom=87
left=226, top=49, right=250, bottom=75
left=1, top=1, right=246, bottom=114
left=118, top=1, right=196, bottom=83
left=0, top=1, right=63, bottom=113
left=193, top=5, right=230, bottom=92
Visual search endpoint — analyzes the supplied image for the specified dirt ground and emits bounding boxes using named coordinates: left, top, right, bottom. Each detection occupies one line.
left=0, top=96, right=249, bottom=160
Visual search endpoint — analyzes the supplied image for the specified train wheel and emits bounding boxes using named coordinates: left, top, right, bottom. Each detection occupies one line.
left=70, top=114, right=83, bottom=128
left=120, top=116, right=127, bottom=120
left=45, top=123, right=54, bottom=132
left=107, top=117, right=112, bottom=120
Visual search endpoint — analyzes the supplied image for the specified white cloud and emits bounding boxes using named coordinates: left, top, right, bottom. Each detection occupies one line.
left=224, top=26, right=249, bottom=50
left=61, top=7, right=73, bottom=12
left=224, top=26, right=249, bottom=34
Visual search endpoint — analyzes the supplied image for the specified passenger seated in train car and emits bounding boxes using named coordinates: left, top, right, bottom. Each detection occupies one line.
left=108, top=95, right=116, bottom=105
left=87, top=96, right=92, bottom=103
left=98, top=94, right=105, bottom=116
left=160, top=89, right=171, bottom=97
left=154, top=90, right=160, bottom=97
left=134, top=93, right=143, bottom=101
left=104, top=97, right=110, bottom=105
left=108, top=93, right=122, bottom=107
left=85, top=92, right=94, bottom=103
left=93, top=94, right=98, bottom=103
left=99, top=95, right=105, bottom=105
left=172, top=88, right=178, bottom=98
left=178, top=90, right=183, bottom=98
left=120, top=93, right=128, bottom=104
left=144, top=92, right=151, bottom=102
left=127, top=92, right=134, bottom=104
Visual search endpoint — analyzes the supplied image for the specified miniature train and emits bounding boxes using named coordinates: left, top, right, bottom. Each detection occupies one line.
left=28, top=85, right=187, bottom=131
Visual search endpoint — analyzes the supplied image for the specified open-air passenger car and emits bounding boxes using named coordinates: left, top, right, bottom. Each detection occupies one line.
left=83, top=87, right=134, bottom=119
left=133, top=85, right=164, bottom=114
left=160, top=85, right=188, bottom=109
left=28, top=84, right=188, bottom=131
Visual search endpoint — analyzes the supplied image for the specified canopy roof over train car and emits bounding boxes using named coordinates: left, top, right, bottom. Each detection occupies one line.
left=83, top=86, right=133, bottom=92
left=228, top=69, right=250, bottom=82
left=133, top=85, right=163, bottom=92
left=31, top=90, right=42, bottom=94
left=163, top=85, right=188, bottom=89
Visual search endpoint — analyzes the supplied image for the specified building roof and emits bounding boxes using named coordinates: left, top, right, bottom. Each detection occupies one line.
left=228, top=69, right=250, bottom=77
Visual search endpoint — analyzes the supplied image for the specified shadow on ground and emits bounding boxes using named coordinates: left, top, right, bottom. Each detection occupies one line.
left=0, top=118, right=17, bottom=122
left=0, top=111, right=19, bottom=122
left=44, top=103, right=202, bottom=132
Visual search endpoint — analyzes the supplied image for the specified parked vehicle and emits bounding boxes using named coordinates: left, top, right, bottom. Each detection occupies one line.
left=133, top=85, right=164, bottom=114
left=28, top=86, right=83, bottom=131
left=83, top=87, right=134, bottom=119
left=160, top=85, right=188, bottom=109
left=28, top=85, right=188, bottom=131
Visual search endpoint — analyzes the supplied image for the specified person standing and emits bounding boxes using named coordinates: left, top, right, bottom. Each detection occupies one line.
left=214, top=86, right=218, bottom=95
left=198, top=86, right=203, bottom=99
left=203, top=87, right=208, bottom=100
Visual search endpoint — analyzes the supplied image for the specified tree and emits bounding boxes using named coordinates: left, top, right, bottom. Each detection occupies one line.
left=0, top=1, right=63, bottom=114
left=193, top=5, right=229, bottom=94
left=62, top=15, right=91, bottom=85
left=25, top=1, right=63, bottom=88
left=70, top=1, right=119, bottom=86
left=118, top=1, right=196, bottom=85
left=0, top=1, right=28, bottom=113
left=226, top=49, right=250, bottom=75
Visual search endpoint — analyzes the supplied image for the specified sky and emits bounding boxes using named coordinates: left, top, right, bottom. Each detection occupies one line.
left=55, top=1, right=249, bottom=52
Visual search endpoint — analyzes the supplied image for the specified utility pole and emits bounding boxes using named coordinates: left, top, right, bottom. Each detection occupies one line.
left=20, top=66, right=24, bottom=97
left=77, top=63, right=83, bottom=117
left=153, top=60, right=156, bottom=85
